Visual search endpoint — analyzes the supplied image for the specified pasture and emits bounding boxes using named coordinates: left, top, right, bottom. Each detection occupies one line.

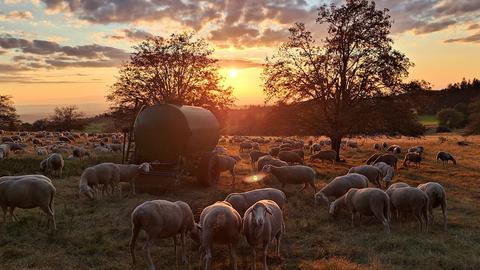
left=1, top=134, right=479, bottom=270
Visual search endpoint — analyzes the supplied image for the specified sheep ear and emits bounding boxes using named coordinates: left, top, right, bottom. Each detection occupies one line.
left=266, top=207, right=273, bottom=216
left=196, top=224, right=202, bottom=231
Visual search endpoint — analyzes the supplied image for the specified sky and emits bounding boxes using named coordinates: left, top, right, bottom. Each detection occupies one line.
left=0, top=0, right=479, bottom=120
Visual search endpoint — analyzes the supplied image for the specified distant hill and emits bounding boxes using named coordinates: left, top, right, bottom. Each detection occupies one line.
left=16, top=103, right=109, bottom=123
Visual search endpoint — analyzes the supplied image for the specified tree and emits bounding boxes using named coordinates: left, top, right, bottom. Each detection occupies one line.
left=465, top=98, right=480, bottom=134
left=0, top=94, right=20, bottom=130
left=263, top=0, right=412, bottom=160
left=437, top=108, right=464, bottom=129
left=51, top=105, right=85, bottom=131
left=108, top=32, right=234, bottom=127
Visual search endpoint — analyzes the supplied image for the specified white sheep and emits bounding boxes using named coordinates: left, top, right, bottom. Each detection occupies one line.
left=310, top=150, right=337, bottom=164
left=191, top=201, right=242, bottom=270
left=417, top=182, right=447, bottom=230
left=225, top=188, right=287, bottom=217
left=262, top=165, right=317, bottom=193
left=347, top=165, right=382, bottom=188
left=218, top=155, right=239, bottom=187
left=314, top=173, right=368, bottom=206
left=0, top=175, right=56, bottom=230
left=329, top=188, right=390, bottom=233
left=36, top=147, right=48, bottom=156
left=243, top=200, right=285, bottom=270
left=79, top=163, right=120, bottom=199
left=40, top=153, right=64, bottom=178
left=388, top=187, right=429, bottom=231
left=373, top=162, right=395, bottom=188
left=129, top=200, right=195, bottom=270
left=116, top=163, right=151, bottom=195
left=257, top=155, right=288, bottom=172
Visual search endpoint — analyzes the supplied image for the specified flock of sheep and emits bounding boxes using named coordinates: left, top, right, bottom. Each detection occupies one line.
left=0, top=131, right=457, bottom=270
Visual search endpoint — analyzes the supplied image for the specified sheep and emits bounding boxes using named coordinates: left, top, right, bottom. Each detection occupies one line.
left=250, top=150, right=269, bottom=169
left=374, top=143, right=382, bottom=151
left=417, top=182, right=447, bottom=230
left=257, top=155, right=288, bottom=172
left=191, top=201, right=242, bottom=270
left=218, top=155, right=239, bottom=187
left=366, top=153, right=382, bottom=165
left=129, top=200, right=195, bottom=270
left=78, top=163, right=120, bottom=199
left=0, top=174, right=51, bottom=183
left=36, top=147, right=48, bottom=156
left=408, top=146, right=425, bottom=155
left=382, top=142, right=388, bottom=150
left=314, top=173, right=368, bottom=206
left=310, top=150, right=337, bottom=164
left=373, top=162, right=395, bottom=188
left=386, top=182, right=410, bottom=196
left=278, top=151, right=304, bottom=165
left=243, top=200, right=284, bottom=270
left=117, top=163, right=151, bottom=195
left=0, top=176, right=56, bottom=230
left=0, top=144, right=11, bottom=158
left=393, top=146, right=402, bottom=155
left=73, top=147, right=90, bottom=159
left=436, top=151, right=456, bottom=167
left=386, top=145, right=400, bottom=152
left=310, top=143, right=322, bottom=154
left=40, top=153, right=65, bottom=178
left=329, top=188, right=390, bottom=233
left=213, top=146, right=228, bottom=155
left=348, top=165, right=382, bottom=188
left=403, top=152, right=422, bottom=168
left=373, top=154, right=398, bottom=169
left=388, top=187, right=429, bottom=231
left=239, top=142, right=253, bottom=152
left=262, top=165, right=317, bottom=193
left=225, top=188, right=287, bottom=217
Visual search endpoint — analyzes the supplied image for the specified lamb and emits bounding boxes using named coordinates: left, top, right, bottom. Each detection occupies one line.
left=250, top=150, right=270, bottom=169
left=73, top=147, right=91, bottom=159
left=218, top=155, right=239, bottom=187
left=417, top=182, right=447, bottom=230
left=262, top=165, right=317, bottom=193
left=365, top=153, right=382, bottom=165
left=388, top=187, right=429, bottom=231
left=79, top=163, right=120, bottom=199
left=329, top=188, right=390, bottom=233
left=403, top=152, right=422, bottom=168
left=436, top=151, right=456, bottom=167
left=0, top=175, right=56, bottom=230
left=310, top=150, right=337, bottom=164
left=278, top=151, right=304, bottom=165
left=372, top=162, right=395, bottom=188
left=373, top=154, right=398, bottom=169
left=129, top=200, right=195, bottom=270
left=116, top=163, right=151, bottom=195
left=243, top=200, right=284, bottom=270
left=40, top=153, right=65, bottom=178
left=191, top=201, right=242, bottom=270
left=257, top=155, right=288, bottom=172
left=348, top=165, right=382, bottom=188
left=314, top=173, right=368, bottom=206
left=225, top=188, right=287, bottom=217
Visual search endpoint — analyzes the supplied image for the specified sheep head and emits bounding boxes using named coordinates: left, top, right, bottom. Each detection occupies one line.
left=251, top=203, right=272, bottom=227
left=314, top=191, right=329, bottom=207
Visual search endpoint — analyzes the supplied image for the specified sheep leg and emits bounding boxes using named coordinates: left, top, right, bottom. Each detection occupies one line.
left=173, top=236, right=178, bottom=270
left=262, top=242, right=269, bottom=270
left=203, top=247, right=212, bottom=270
left=252, top=248, right=256, bottom=270
left=298, top=183, right=307, bottom=192
left=1, top=206, right=7, bottom=222
left=441, top=201, right=447, bottom=231
left=229, top=243, right=238, bottom=270
left=143, top=238, right=156, bottom=270
left=351, top=212, right=355, bottom=227
left=276, top=230, right=282, bottom=257
left=309, top=181, right=317, bottom=194
left=9, top=207, right=19, bottom=222
left=180, top=232, right=188, bottom=266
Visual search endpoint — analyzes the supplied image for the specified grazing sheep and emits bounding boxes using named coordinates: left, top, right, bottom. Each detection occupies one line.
left=278, top=151, right=304, bottom=165
left=191, top=201, right=242, bottom=270
left=0, top=176, right=56, bottom=230
left=310, top=143, right=322, bottom=154
left=366, top=153, right=382, bottom=165
left=129, top=200, right=195, bottom=270
left=257, top=155, right=288, bottom=172
left=0, top=144, right=10, bottom=158
left=218, top=155, right=239, bottom=187
left=373, top=162, right=395, bottom=188
left=262, top=165, right=317, bottom=193
left=0, top=174, right=52, bottom=183
left=386, top=145, right=400, bottom=152
left=314, top=173, right=368, bottom=206
left=243, top=200, right=284, bottom=270
left=436, top=151, right=456, bottom=167
left=239, top=142, right=253, bottom=153
left=388, top=187, right=429, bottom=231
left=269, top=147, right=280, bottom=157
left=117, top=163, right=151, bottom=195
left=213, top=146, right=228, bottom=155
left=36, top=147, right=48, bottom=156
left=417, top=182, right=447, bottom=230
left=73, top=147, right=90, bottom=159
left=373, top=154, right=398, bottom=169
left=250, top=150, right=270, bottom=169
left=386, top=182, right=410, bottom=197
left=374, top=143, right=382, bottom=151
left=403, top=152, right=422, bottom=168
left=225, top=188, right=287, bottom=217
left=310, top=150, right=337, bottom=164
left=329, top=188, right=390, bottom=233
left=348, top=165, right=382, bottom=188
left=408, top=146, right=425, bottom=155
left=382, top=142, right=388, bottom=150
left=79, top=163, right=120, bottom=199
left=40, top=153, right=64, bottom=178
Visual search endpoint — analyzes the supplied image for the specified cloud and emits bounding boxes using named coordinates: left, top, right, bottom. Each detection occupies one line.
left=219, top=59, right=263, bottom=68
left=468, top=23, right=480, bottom=30
left=414, top=20, right=457, bottom=34
left=0, top=75, right=103, bottom=84
left=105, top=28, right=153, bottom=42
left=444, top=32, right=480, bottom=43
left=0, top=11, right=33, bottom=21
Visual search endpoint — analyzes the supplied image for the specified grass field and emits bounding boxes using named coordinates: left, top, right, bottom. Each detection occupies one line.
left=1, top=134, right=480, bottom=270
left=419, top=115, right=439, bottom=127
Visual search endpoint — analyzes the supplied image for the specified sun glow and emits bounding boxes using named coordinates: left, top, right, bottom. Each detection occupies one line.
left=228, top=69, right=238, bottom=78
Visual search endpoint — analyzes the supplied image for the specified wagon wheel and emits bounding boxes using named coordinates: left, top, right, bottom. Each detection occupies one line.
left=197, top=152, right=220, bottom=187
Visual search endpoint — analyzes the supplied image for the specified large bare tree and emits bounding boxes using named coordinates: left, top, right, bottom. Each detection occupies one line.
left=263, top=0, right=412, bottom=160
left=108, top=32, right=234, bottom=125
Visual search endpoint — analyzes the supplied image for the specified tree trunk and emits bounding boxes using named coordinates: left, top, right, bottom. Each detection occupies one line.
left=330, top=135, right=343, bottom=161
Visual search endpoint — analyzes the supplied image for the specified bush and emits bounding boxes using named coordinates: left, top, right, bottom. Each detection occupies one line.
left=437, top=108, right=464, bottom=129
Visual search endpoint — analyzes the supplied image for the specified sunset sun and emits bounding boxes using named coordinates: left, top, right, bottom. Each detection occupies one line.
left=229, top=69, right=238, bottom=78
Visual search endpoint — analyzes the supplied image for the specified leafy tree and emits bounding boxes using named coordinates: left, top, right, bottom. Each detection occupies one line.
left=263, top=0, right=412, bottom=160
left=108, top=32, right=234, bottom=127
left=465, top=98, right=480, bottom=134
left=0, top=94, right=20, bottom=130
left=437, top=108, right=464, bottom=129
left=51, top=105, right=85, bottom=131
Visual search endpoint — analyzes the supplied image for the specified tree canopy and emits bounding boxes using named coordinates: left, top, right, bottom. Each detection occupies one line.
left=0, top=94, right=20, bottom=130
left=50, top=105, right=85, bottom=131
